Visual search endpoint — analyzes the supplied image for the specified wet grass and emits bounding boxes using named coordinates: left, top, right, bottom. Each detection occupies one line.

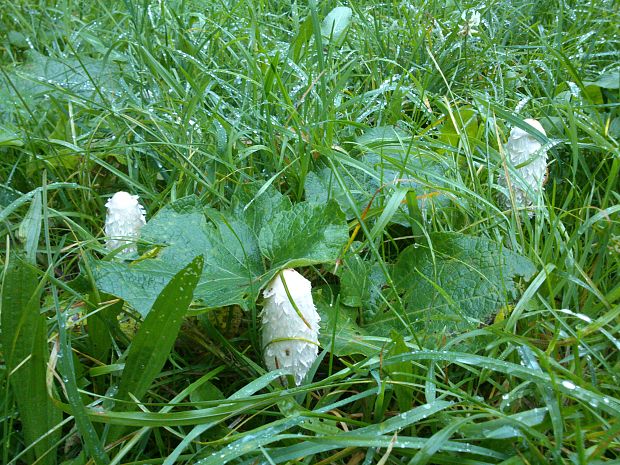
left=0, top=0, right=619, bottom=464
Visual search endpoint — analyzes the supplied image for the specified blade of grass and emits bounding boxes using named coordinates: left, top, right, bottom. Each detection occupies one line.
left=1, top=253, right=61, bottom=465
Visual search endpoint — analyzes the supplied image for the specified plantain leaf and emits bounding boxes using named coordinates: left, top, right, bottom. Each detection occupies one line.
left=108, top=255, right=204, bottom=442
left=115, top=255, right=204, bottom=408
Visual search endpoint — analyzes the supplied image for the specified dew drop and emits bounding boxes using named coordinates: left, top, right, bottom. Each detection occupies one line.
left=561, top=380, right=576, bottom=390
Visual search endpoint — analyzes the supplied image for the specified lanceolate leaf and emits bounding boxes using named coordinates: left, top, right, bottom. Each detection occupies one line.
left=108, top=255, right=203, bottom=442
left=1, top=255, right=60, bottom=464
left=114, top=255, right=203, bottom=412
left=374, top=232, right=536, bottom=333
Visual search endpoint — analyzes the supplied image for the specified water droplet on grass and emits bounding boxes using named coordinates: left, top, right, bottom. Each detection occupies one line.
left=561, top=380, right=576, bottom=390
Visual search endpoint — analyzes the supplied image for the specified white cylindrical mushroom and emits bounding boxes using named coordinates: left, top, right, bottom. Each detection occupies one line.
left=499, top=118, right=548, bottom=215
left=104, top=191, right=146, bottom=255
left=261, top=269, right=321, bottom=386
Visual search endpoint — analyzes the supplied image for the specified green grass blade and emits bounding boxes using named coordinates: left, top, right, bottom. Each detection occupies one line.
left=1, top=255, right=61, bottom=464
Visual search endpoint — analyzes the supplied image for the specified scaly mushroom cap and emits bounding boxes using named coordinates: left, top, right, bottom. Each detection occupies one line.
left=261, top=269, right=321, bottom=386
left=104, top=191, right=146, bottom=255
left=499, top=118, right=548, bottom=216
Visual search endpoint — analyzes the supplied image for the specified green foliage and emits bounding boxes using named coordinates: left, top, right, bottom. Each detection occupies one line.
left=93, top=187, right=348, bottom=316
left=315, top=291, right=379, bottom=357
left=0, top=0, right=618, bottom=463
left=327, top=232, right=536, bottom=352
left=115, top=255, right=203, bottom=406
left=1, top=255, right=60, bottom=464
left=305, top=126, right=452, bottom=220
left=380, top=232, right=537, bottom=333
left=108, top=255, right=203, bottom=441
left=338, top=253, right=385, bottom=321
left=320, top=6, right=352, bottom=46
left=259, top=201, right=348, bottom=268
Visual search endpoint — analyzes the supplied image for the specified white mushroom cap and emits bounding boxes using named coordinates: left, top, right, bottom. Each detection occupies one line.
left=104, top=191, right=146, bottom=255
left=261, top=269, right=321, bottom=386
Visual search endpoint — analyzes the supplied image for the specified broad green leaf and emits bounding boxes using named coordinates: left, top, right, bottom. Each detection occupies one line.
left=304, top=165, right=369, bottom=218
left=1, top=51, right=124, bottom=118
left=0, top=124, right=23, bottom=147
left=583, top=84, right=604, bottom=105
left=584, top=68, right=620, bottom=90
left=305, top=127, right=451, bottom=223
left=338, top=253, right=386, bottom=321
left=0, top=185, right=21, bottom=207
left=355, top=125, right=409, bottom=147
left=8, top=30, right=29, bottom=48
left=141, top=195, right=211, bottom=263
left=115, top=255, right=203, bottom=407
left=1, top=255, right=60, bottom=464
left=232, top=185, right=292, bottom=235
left=609, top=116, right=620, bottom=139
left=197, top=213, right=267, bottom=308
left=374, top=233, right=536, bottom=333
left=94, top=259, right=183, bottom=317
left=259, top=200, right=348, bottom=269
left=94, top=185, right=348, bottom=316
left=338, top=254, right=370, bottom=308
left=315, top=291, right=382, bottom=357
left=438, top=105, right=479, bottom=147
left=356, top=126, right=449, bottom=201
left=94, top=196, right=264, bottom=314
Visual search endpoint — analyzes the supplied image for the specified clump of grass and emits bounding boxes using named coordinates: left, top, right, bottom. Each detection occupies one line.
left=1, top=0, right=618, bottom=464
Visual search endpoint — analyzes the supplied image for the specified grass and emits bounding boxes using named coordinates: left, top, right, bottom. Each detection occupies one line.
left=1, top=0, right=619, bottom=464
